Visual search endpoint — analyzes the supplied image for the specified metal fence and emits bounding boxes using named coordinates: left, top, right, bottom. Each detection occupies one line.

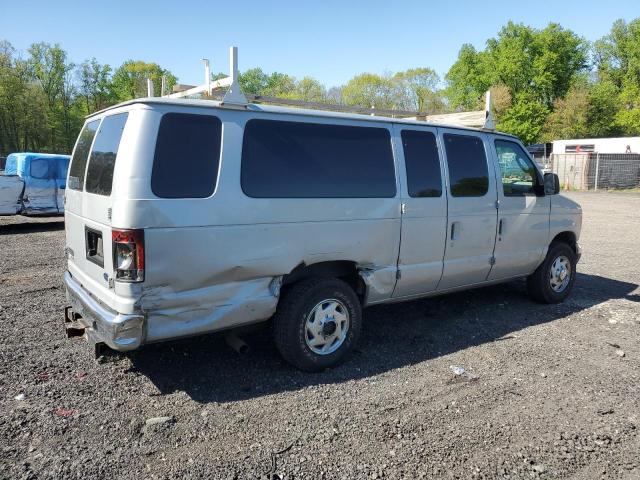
left=547, top=153, right=640, bottom=191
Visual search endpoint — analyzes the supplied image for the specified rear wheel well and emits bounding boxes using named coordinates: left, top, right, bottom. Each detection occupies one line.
left=551, top=231, right=577, bottom=253
left=282, top=261, right=366, bottom=303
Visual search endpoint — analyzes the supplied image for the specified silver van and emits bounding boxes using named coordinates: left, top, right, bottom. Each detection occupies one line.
left=63, top=98, right=582, bottom=371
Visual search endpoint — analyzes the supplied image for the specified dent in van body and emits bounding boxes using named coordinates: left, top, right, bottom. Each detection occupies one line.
left=357, top=264, right=398, bottom=304
left=138, top=219, right=399, bottom=343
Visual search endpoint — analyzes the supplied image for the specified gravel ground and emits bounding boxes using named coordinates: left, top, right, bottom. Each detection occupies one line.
left=1, top=192, right=639, bottom=480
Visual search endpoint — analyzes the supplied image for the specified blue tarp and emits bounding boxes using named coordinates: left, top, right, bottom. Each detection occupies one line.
left=5, top=152, right=70, bottom=180
left=3, top=152, right=71, bottom=214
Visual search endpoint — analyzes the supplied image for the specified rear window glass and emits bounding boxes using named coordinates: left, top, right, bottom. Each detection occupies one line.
left=151, top=113, right=222, bottom=198
left=401, top=130, right=442, bottom=197
left=241, top=119, right=396, bottom=198
left=68, top=120, right=99, bottom=190
left=443, top=134, right=489, bottom=197
left=85, top=113, right=128, bottom=196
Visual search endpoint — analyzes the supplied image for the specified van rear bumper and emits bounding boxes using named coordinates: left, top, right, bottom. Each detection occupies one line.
left=64, top=271, right=144, bottom=351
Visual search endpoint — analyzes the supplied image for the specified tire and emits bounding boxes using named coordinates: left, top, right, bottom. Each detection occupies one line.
left=273, top=277, right=362, bottom=372
left=527, top=242, right=577, bottom=304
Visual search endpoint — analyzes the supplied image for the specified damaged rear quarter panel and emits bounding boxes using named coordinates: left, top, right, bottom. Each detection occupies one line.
left=141, top=218, right=399, bottom=342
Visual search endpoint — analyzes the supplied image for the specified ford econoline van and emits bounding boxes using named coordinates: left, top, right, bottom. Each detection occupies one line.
left=63, top=98, right=582, bottom=371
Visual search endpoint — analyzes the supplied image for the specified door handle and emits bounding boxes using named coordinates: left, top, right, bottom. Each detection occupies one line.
left=498, top=218, right=505, bottom=235
left=450, top=221, right=460, bottom=240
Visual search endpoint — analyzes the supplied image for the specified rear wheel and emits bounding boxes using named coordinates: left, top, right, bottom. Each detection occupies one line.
left=273, top=277, right=362, bottom=372
left=527, top=242, right=577, bottom=303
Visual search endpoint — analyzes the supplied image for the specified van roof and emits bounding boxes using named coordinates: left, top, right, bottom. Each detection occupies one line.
left=88, top=97, right=519, bottom=140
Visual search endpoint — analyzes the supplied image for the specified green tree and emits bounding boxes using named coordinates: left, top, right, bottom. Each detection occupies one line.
left=540, top=84, right=589, bottom=141
left=595, top=18, right=640, bottom=134
left=111, top=60, right=176, bottom=100
left=238, top=67, right=269, bottom=95
left=294, top=77, right=326, bottom=102
left=0, top=41, right=49, bottom=155
left=445, top=22, right=588, bottom=142
left=342, top=73, right=396, bottom=109
left=263, top=72, right=296, bottom=97
left=236, top=68, right=297, bottom=98
left=586, top=80, right=622, bottom=137
left=444, top=44, right=489, bottom=110
left=496, top=92, right=549, bottom=145
left=28, top=42, right=79, bottom=151
left=393, top=67, right=441, bottom=111
left=78, top=58, right=113, bottom=114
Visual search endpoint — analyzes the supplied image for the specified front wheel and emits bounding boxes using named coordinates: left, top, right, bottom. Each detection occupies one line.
left=273, top=277, right=362, bottom=372
left=527, top=242, right=577, bottom=303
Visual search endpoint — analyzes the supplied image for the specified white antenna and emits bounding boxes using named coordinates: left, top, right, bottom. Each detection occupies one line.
left=161, top=75, right=167, bottom=96
left=147, top=78, right=154, bottom=97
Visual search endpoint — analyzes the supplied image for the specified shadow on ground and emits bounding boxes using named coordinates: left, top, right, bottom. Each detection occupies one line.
left=126, top=273, right=638, bottom=403
left=0, top=218, right=64, bottom=235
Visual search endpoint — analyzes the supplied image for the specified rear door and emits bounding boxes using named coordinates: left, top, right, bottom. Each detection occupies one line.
left=438, top=129, right=498, bottom=290
left=65, top=113, right=128, bottom=300
left=487, top=137, right=550, bottom=279
left=392, top=125, right=447, bottom=297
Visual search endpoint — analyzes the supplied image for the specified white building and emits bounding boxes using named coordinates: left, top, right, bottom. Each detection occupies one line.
left=552, top=137, right=640, bottom=154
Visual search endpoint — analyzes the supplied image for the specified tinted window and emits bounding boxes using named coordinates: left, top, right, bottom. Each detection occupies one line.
left=68, top=120, right=99, bottom=190
left=401, top=130, right=442, bottom=197
left=152, top=113, right=222, bottom=198
left=443, top=134, right=488, bottom=197
left=30, top=158, right=50, bottom=179
left=85, top=113, right=128, bottom=196
left=241, top=119, right=396, bottom=198
left=495, top=140, right=537, bottom=196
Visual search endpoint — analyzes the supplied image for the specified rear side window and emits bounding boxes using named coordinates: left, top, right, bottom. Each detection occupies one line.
left=401, top=130, right=442, bottom=197
left=68, top=120, right=99, bottom=190
left=241, top=119, right=396, bottom=198
left=152, top=113, right=222, bottom=198
left=443, top=134, right=489, bottom=197
left=85, top=113, right=128, bottom=196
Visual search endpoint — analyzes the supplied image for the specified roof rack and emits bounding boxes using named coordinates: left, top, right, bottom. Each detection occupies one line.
left=158, top=46, right=495, bottom=130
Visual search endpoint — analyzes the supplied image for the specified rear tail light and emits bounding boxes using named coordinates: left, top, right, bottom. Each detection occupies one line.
left=112, top=229, right=144, bottom=282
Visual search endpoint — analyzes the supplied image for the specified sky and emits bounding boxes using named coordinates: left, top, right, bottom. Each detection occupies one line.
left=0, top=0, right=637, bottom=88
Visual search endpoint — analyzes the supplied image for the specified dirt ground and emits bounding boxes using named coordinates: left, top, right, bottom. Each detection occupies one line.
left=1, top=192, right=639, bottom=480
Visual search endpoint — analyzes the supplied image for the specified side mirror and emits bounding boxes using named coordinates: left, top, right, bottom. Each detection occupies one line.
left=544, top=172, right=560, bottom=195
